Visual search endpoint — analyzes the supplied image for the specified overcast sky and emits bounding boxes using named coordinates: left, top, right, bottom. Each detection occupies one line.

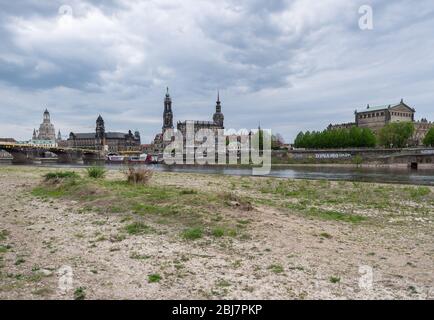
left=1, top=0, right=433, bottom=143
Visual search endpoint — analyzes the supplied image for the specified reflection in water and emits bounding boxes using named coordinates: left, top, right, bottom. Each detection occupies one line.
left=7, top=163, right=433, bottom=186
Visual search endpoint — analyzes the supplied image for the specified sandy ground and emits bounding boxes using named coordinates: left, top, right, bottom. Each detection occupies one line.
left=0, top=166, right=433, bottom=300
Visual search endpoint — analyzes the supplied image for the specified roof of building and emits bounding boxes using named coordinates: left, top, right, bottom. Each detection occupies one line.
left=106, top=132, right=127, bottom=139
left=70, top=132, right=134, bottom=139
left=72, top=133, right=95, bottom=139
left=177, top=120, right=218, bottom=126
left=357, top=100, right=415, bottom=113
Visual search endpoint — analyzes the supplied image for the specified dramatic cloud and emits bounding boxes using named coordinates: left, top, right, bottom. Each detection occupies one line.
left=0, top=0, right=433, bottom=143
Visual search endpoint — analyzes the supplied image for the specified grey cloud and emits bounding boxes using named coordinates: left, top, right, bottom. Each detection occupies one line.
left=0, top=0, right=433, bottom=143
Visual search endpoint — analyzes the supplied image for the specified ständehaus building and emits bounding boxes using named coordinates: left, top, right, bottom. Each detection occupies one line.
left=328, top=99, right=432, bottom=146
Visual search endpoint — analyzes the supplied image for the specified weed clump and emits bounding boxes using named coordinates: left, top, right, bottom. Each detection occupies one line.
left=182, top=227, right=203, bottom=240
left=44, top=171, right=78, bottom=182
left=86, top=166, right=106, bottom=179
left=124, top=166, right=153, bottom=185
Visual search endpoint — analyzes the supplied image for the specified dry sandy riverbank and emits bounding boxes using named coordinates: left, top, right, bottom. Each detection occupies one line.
left=0, top=166, right=433, bottom=300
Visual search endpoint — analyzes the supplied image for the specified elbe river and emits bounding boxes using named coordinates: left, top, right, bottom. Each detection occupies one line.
left=4, top=163, right=434, bottom=186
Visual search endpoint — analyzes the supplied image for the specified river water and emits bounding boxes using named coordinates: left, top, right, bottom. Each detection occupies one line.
left=3, top=162, right=433, bottom=186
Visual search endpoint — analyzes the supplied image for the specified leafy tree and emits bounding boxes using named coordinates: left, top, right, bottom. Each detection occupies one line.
left=378, top=122, right=414, bottom=148
left=293, top=127, right=376, bottom=149
left=423, top=127, right=434, bottom=147
left=271, top=133, right=285, bottom=150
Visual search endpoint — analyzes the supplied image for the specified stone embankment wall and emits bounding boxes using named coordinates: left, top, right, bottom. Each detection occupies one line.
left=272, top=148, right=434, bottom=168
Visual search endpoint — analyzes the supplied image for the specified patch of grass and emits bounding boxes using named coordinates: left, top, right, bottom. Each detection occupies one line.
left=44, top=171, right=78, bottom=181
left=0, top=230, right=9, bottom=241
left=319, top=232, right=332, bottom=239
left=130, top=252, right=151, bottom=260
left=32, top=288, right=54, bottom=296
left=110, top=233, right=126, bottom=242
left=211, top=227, right=225, bottom=238
left=182, top=227, right=203, bottom=240
left=0, top=246, right=9, bottom=253
left=14, top=257, right=26, bottom=266
left=74, top=287, right=86, bottom=300
left=216, top=279, right=231, bottom=287
left=148, top=273, right=161, bottom=283
left=124, top=222, right=154, bottom=235
left=268, top=264, right=284, bottom=274
left=308, top=209, right=366, bottom=224
left=407, top=186, right=431, bottom=199
left=180, top=189, right=198, bottom=195
left=329, top=276, right=341, bottom=284
left=86, top=166, right=106, bottom=179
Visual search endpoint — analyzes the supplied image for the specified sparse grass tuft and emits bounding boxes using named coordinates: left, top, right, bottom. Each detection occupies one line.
left=0, top=230, right=9, bottom=241
left=86, top=166, right=106, bottom=179
left=268, top=264, right=284, bottom=274
left=408, top=186, right=431, bottom=199
left=44, top=171, right=78, bottom=181
left=148, top=273, right=162, bottom=283
left=212, top=227, right=225, bottom=238
left=74, top=287, right=86, bottom=300
left=124, top=222, right=154, bottom=235
left=329, top=276, right=341, bottom=284
left=124, top=166, right=153, bottom=185
left=182, top=227, right=203, bottom=240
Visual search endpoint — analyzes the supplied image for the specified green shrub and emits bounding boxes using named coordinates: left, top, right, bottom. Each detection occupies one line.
left=86, top=166, right=106, bottom=179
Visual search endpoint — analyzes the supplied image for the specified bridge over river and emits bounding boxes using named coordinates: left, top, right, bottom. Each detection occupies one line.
left=0, top=142, right=105, bottom=164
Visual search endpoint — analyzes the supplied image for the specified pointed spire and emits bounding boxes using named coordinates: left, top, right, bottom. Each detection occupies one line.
left=217, top=90, right=220, bottom=103
left=166, top=87, right=170, bottom=97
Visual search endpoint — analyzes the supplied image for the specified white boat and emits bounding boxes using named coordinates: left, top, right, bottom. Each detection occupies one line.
left=107, top=155, right=125, bottom=162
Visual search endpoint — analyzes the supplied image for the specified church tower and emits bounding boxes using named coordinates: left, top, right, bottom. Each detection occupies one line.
left=37, top=109, right=56, bottom=140
left=95, top=115, right=106, bottom=147
left=213, top=91, right=224, bottom=128
left=162, top=87, right=174, bottom=131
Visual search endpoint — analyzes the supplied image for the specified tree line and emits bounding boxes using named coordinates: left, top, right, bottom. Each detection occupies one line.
left=293, top=122, right=434, bottom=149
left=294, top=127, right=376, bottom=149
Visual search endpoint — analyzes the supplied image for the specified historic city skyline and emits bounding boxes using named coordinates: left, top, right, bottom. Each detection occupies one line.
left=1, top=1, right=434, bottom=143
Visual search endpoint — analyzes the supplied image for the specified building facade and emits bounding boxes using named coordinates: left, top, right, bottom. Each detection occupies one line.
left=153, top=88, right=225, bottom=153
left=67, top=115, right=141, bottom=153
left=328, top=100, right=432, bottom=145
left=33, top=109, right=56, bottom=141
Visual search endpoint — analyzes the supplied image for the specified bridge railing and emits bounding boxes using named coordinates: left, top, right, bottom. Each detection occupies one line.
left=0, top=142, right=101, bottom=154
